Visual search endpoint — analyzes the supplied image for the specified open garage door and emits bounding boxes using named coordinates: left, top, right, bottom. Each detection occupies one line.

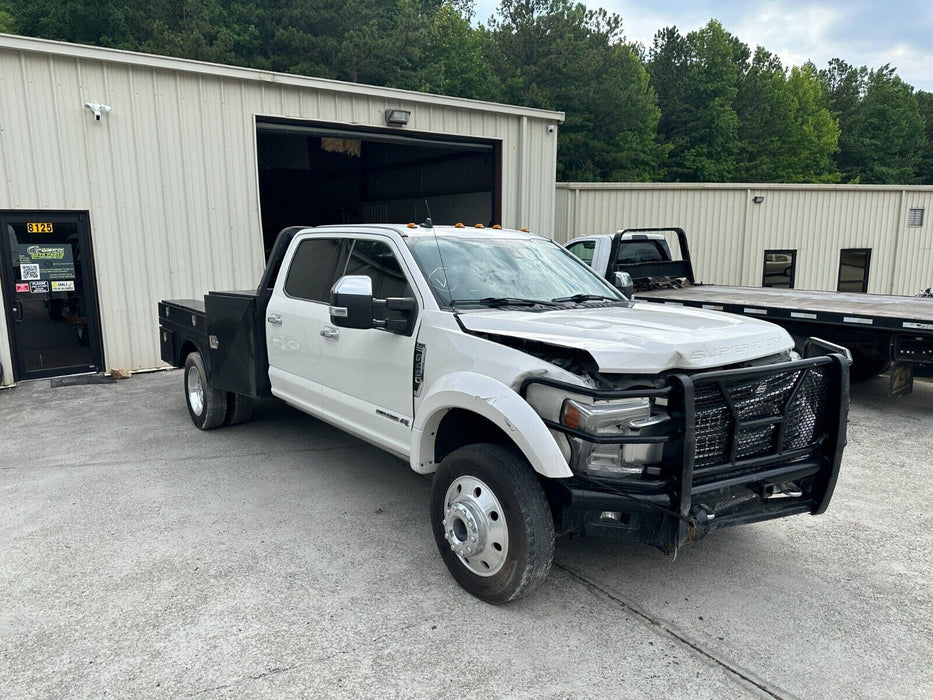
left=256, top=118, right=501, bottom=256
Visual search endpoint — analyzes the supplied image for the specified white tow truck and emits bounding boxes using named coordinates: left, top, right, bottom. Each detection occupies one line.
left=566, top=227, right=933, bottom=396
left=158, top=223, right=849, bottom=603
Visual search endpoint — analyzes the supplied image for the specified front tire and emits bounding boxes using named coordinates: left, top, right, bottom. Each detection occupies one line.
left=430, top=444, right=554, bottom=604
left=184, top=351, right=227, bottom=430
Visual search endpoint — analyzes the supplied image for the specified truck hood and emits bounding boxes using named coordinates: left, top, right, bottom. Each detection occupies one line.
left=457, top=302, right=792, bottom=373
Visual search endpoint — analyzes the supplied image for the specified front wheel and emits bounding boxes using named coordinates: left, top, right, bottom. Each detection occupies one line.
left=430, top=444, right=554, bottom=604
left=184, top=351, right=227, bottom=430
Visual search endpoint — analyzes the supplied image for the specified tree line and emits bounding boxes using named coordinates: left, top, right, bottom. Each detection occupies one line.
left=2, top=0, right=931, bottom=184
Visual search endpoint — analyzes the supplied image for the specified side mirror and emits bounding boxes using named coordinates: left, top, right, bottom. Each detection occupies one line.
left=613, top=271, right=635, bottom=299
left=330, top=275, right=374, bottom=329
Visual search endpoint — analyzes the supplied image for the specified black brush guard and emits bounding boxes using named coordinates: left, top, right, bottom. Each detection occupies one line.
left=520, top=343, right=850, bottom=550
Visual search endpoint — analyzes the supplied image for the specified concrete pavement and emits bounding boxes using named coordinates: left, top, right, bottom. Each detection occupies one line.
left=1, top=371, right=930, bottom=698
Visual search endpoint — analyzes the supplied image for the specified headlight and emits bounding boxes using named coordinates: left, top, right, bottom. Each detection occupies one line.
left=561, top=398, right=650, bottom=435
left=561, top=398, right=668, bottom=478
left=524, top=383, right=670, bottom=479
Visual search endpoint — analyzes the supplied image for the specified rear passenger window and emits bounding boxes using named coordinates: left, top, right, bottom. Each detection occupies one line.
left=284, top=238, right=342, bottom=302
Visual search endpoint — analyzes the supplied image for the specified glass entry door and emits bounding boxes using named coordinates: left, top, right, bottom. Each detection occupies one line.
left=1, top=212, right=103, bottom=380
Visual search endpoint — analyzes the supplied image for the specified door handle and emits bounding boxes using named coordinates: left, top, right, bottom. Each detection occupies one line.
left=267, top=313, right=282, bottom=327
left=320, top=327, right=339, bottom=339
left=11, top=301, right=24, bottom=321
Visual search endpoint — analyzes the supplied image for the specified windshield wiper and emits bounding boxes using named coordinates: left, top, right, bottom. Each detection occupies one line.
left=551, top=293, right=623, bottom=304
left=451, top=297, right=564, bottom=309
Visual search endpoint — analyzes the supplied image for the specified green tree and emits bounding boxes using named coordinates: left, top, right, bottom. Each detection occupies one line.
left=821, top=62, right=925, bottom=182
left=491, top=0, right=665, bottom=181
left=5, top=0, right=138, bottom=48
left=419, top=4, right=501, bottom=100
left=734, top=51, right=840, bottom=182
left=916, top=91, right=933, bottom=184
left=648, top=20, right=741, bottom=181
left=0, top=0, right=15, bottom=33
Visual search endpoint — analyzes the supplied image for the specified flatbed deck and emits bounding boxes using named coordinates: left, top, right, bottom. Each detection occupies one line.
left=639, top=286, right=933, bottom=334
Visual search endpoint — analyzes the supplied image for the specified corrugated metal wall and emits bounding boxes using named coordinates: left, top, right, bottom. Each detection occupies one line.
left=0, top=35, right=561, bottom=382
left=555, top=183, right=933, bottom=295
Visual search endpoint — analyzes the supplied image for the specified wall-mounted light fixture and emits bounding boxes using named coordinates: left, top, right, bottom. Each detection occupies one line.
left=84, top=102, right=112, bottom=121
left=384, top=108, right=411, bottom=126
left=752, top=195, right=765, bottom=204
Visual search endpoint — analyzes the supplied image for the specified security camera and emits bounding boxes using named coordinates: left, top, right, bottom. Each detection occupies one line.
left=546, top=125, right=556, bottom=134
left=84, top=102, right=112, bottom=121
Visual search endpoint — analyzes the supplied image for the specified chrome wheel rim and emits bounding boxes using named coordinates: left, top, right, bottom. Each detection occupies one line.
left=442, top=476, right=508, bottom=577
left=186, top=366, right=204, bottom=416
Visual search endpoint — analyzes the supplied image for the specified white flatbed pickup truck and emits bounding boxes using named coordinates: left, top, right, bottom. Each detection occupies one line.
left=158, top=222, right=849, bottom=603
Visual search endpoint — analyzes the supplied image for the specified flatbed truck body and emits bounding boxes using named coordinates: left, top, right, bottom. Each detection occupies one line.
left=567, top=228, right=933, bottom=396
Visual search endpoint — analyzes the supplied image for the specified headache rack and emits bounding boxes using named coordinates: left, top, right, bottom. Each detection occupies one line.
left=520, top=345, right=850, bottom=543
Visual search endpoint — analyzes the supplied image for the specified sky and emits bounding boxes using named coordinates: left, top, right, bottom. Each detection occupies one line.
left=472, top=1, right=933, bottom=93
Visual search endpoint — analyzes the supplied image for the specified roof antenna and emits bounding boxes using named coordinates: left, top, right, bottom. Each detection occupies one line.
left=425, top=200, right=452, bottom=306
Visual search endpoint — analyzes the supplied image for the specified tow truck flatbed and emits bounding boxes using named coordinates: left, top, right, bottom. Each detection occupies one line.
left=639, top=285, right=933, bottom=334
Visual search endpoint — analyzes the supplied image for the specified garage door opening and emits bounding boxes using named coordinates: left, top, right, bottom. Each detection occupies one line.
left=256, top=118, right=500, bottom=256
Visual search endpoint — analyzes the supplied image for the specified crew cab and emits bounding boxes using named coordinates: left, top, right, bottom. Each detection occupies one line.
left=158, top=223, right=849, bottom=603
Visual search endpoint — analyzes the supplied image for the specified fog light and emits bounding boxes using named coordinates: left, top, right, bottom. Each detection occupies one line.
left=600, top=511, right=622, bottom=522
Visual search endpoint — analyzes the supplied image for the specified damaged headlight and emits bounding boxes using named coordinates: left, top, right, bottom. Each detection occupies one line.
left=524, top=382, right=671, bottom=478
left=561, top=398, right=669, bottom=478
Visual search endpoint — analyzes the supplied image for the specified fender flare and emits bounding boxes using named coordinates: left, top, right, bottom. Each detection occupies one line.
left=410, top=371, right=572, bottom=479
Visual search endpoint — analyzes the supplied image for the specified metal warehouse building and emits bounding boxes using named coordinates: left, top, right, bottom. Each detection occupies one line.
left=555, top=183, right=933, bottom=296
left=0, top=34, right=563, bottom=386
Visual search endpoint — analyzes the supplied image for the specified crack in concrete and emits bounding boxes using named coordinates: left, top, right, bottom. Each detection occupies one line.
left=187, top=664, right=298, bottom=697
left=554, top=561, right=796, bottom=700
left=184, top=622, right=424, bottom=697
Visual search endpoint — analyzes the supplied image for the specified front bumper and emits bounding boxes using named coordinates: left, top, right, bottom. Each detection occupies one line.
left=521, top=343, right=850, bottom=550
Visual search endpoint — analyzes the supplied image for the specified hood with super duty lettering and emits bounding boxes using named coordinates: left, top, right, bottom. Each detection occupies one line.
left=456, top=301, right=793, bottom=374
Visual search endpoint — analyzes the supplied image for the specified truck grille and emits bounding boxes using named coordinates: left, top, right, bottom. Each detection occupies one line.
left=693, top=365, right=832, bottom=472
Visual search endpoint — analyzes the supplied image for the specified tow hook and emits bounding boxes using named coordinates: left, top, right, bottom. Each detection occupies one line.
left=687, top=504, right=716, bottom=541
left=756, top=481, right=803, bottom=499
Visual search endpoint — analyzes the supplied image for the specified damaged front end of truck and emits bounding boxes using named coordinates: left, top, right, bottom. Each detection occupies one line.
left=521, top=339, right=850, bottom=553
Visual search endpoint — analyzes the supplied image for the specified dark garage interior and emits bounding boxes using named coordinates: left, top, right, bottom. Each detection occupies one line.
left=256, top=119, right=500, bottom=255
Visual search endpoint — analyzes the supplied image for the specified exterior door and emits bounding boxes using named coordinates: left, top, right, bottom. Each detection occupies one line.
left=266, top=232, right=420, bottom=458
left=0, top=212, right=104, bottom=380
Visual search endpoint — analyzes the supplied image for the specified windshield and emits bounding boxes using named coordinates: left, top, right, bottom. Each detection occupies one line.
left=406, top=236, right=624, bottom=308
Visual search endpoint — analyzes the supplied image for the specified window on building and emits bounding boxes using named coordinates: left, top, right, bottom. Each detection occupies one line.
left=284, top=237, right=343, bottom=302
left=762, top=250, right=796, bottom=288
left=837, top=249, right=871, bottom=293
left=908, top=208, right=925, bottom=227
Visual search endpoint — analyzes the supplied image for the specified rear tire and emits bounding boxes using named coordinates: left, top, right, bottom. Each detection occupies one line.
left=184, top=351, right=227, bottom=430
left=225, top=392, right=255, bottom=426
left=430, top=443, right=554, bottom=604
